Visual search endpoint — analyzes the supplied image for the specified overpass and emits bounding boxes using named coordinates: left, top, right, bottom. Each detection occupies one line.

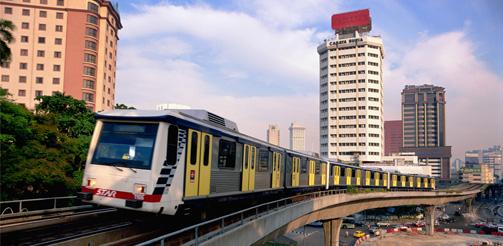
left=138, top=184, right=483, bottom=246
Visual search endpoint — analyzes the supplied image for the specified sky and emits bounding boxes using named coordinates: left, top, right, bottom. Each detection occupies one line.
left=114, top=0, right=503, bottom=161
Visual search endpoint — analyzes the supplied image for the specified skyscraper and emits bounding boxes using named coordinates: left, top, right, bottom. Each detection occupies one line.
left=267, top=124, right=280, bottom=146
left=384, top=120, right=402, bottom=155
left=318, top=9, right=384, bottom=163
left=0, top=0, right=122, bottom=111
left=400, top=84, right=452, bottom=179
left=289, top=122, right=305, bottom=152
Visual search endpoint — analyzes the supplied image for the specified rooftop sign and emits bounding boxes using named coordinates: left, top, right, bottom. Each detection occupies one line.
left=331, top=9, right=371, bottom=31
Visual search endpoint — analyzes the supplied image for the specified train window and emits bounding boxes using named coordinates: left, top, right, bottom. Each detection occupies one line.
left=190, top=132, right=198, bottom=165
left=218, top=139, right=236, bottom=169
left=243, top=145, right=249, bottom=169
left=250, top=147, right=256, bottom=170
left=165, top=125, right=178, bottom=166
left=258, top=149, right=269, bottom=172
left=301, top=159, right=307, bottom=173
left=91, top=122, right=158, bottom=170
left=203, top=135, right=210, bottom=166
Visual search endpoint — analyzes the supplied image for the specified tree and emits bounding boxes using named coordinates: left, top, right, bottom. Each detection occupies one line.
left=0, top=19, right=15, bottom=64
left=114, top=103, right=136, bottom=109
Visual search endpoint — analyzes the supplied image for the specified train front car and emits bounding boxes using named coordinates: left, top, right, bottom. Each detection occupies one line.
left=78, top=110, right=184, bottom=215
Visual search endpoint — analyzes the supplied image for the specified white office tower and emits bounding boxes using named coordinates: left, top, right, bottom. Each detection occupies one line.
left=267, top=124, right=280, bottom=146
left=318, top=9, right=384, bottom=163
left=289, top=122, right=306, bottom=152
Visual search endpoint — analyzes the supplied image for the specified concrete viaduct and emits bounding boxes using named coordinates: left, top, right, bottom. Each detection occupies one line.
left=202, top=185, right=482, bottom=246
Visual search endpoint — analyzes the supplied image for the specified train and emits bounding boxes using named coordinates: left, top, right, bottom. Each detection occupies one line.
left=78, top=109, right=435, bottom=215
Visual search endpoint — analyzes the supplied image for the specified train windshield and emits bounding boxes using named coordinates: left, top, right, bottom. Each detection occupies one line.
left=91, top=122, right=159, bottom=170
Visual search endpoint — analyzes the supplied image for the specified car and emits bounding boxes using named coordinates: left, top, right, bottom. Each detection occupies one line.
left=369, top=227, right=381, bottom=236
left=473, top=222, right=486, bottom=228
left=354, top=221, right=365, bottom=227
left=353, top=230, right=366, bottom=238
left=341, top=222, right=355, bottom=229
left=376, top=222, right=390, bottom=227
left=308, top=221, right=323, bottom=227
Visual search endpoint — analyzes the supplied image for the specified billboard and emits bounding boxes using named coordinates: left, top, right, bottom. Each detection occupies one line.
left=331, top=9, right=371, bottom=30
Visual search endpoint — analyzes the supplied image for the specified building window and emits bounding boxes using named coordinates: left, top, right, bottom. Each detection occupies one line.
left=87, top=15, right=98, bottom=25
left=82, top=92, right=94, bottom=102
left=38, top=23, right=46, bottom=31
left=36, top=64, right=44, bottom=71
left=38, top=37, right=46, bottom=44
left=4, top=7, right=12, bottom=14
left=39, top=10, right=47, bottom=18
left=53, top=65, right=61, bottom=71
left=36, top=77, right=43, bottom=84
left=55, top=25, right=63, bottom=32
left=35, top=90, right=43, bottom=97
left=21, top=22, right=29, bottom=29
left=57, top=0, right=64, bottom=6
left=84, top=53, right=96, bottom=63
left=56, top=12, right=64, bottom=19
left=21, top=36, right=29, bottom=43
left=85, top=40, right=97, bottom=51
left=86, top=27, right=97, bottom=38
left=19, top=63, right=28, bottom=70
left=37, top=50, right=45, bottom=57
left=19, top=76, right=27, bottom=83
left=18, top=90, right=26, bottom=97
left=1, top=75, right=9, bottom=82
left=40, top=0, right=48, bottom=4
left=54, top=51, right=62, bottom=58
left=55, top=38, right=62, bottom=45
left=20, top=49, right=28, bottom=56
left=83, top=79, right=95, bottom=89
left=22, top=9, right=30, bottom=16
left=88, top=2, right=99, bottom=13
left=52, top=78, right=60, bottom=84
left=83, top=67, right=96, bottom=76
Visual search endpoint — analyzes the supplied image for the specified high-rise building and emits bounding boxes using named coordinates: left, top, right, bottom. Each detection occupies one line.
left=318, top=9, right=384, bottom=163
left=460, top=164, right=494, bottom=184
left=267, top=124, right=280, bottom=146
left=400, top=84, right=452, bottom=179
left=465, top=145, right=502, bottom=183
left=384, top=120, right=402, bottom=155
left=0, top=0, right=122, bottom=111
left=289, top=122, right=305, bottom=152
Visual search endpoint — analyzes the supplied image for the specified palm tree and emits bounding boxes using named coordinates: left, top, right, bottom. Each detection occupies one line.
left=0, top=19, right=15, bottom=64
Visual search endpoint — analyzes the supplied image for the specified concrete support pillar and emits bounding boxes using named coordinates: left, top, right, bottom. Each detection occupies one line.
left=464, top=198, right=474, bottom=213
left=425, top=205, right=436, bottom=235
left=323, top=218, right=343, bottom=246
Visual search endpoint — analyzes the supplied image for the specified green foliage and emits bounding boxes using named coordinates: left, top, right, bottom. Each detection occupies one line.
left=0, top=92, right=95, bottom=200
left=1, top=19, right=16, bottom=63
left=114, top=103, right=136, bottom=109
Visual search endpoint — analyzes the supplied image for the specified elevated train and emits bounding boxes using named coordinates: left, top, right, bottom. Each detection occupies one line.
left=79, top=109, right=435, bottom=215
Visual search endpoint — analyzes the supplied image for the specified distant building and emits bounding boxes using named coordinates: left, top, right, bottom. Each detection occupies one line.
left=289, top=122, right=305, bottom=152
left=464, top=145, right=502, bottom=183
left=384, top=120, right=402, bottom=155
left=381, top=152, right=418, bottom=165
left=400, top=84, right=451, bottom=180
left=156, top=103, right=191, bottom=110
left=361, top=164, right=432, bottom=177
left=267, top=124, right=280, bottom=146
left=318, top=9, right=384, bottom=163
left=451, top=158, right=464, bottom=179
left=0, top=0, right=122, bottom=111
left=460, top=164, right=494, bottom=184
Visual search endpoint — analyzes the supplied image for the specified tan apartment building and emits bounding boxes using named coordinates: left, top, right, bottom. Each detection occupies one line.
left=0, top=0, right=121, bottom=111
left=289, top=122, right=305, bottom=152
left=266, top=124, right=280, bottom=146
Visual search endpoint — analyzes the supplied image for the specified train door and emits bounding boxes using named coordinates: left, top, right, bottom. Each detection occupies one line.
left=345, top=168, right=352, bottom=185
left=292, top=157, right=300, bottom=186
left=271, top=152, right=281, bottom=188
left=431, top=178, right=435, bottom=189
left=392, top=175, right=397, bottom=187
left=185, top=129, right=213, bottom=197
left=356, top=169, right=361, bottom=185
left=423, top=178, right=428, bottom=189
left=321, top=162, right=327, bottom=185
left=416, top=177, right=421, bottom=188
left=400, top=176, right=406, bottom=187
left=374, top=172, right=379, bottom=186
left=333, top=166, right=340, bottom=185
left=365, top=171, right=371, bottom=186
left=249, top=146, right=256, bottom=190
left=308, top=160, right=316, bottom=186
left=241, top=144, right=251, bottom=191
left=409, top=176, right=414, bottom=188
left=383, top=173, right=388, bottom=188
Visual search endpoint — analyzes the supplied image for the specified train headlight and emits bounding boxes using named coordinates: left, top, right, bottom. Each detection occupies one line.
left=87, top=178, right=96, bottom=187
left=134, top=183, right=146, bottom=194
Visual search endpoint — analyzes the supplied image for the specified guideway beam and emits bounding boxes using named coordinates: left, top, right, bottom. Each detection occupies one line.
left=323, top=218, right=342, bottom=246
left=425, top=205, right=436, bottom=235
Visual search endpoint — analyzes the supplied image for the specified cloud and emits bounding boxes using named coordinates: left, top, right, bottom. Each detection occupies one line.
left=384, top=31, right=503, bottom=159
